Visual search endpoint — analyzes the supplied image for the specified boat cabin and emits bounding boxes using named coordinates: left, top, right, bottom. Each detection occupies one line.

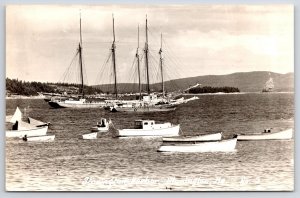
left=134, top=120, right=156, bottom=129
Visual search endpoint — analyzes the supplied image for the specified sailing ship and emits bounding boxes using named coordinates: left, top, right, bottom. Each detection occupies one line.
left=109, top=17, right=178, bottom=112
left=48, top=13, right=107, bottom=108
left=262, top=73, right=274, bottom=92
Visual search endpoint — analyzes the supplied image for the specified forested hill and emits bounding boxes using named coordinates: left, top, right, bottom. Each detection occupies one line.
left=95, top=71, right=294, bottom=93
left=6, top=78, right=103, bottom=96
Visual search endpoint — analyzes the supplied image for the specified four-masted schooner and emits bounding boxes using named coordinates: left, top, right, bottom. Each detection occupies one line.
left=48, top=13, right=193, bottom=110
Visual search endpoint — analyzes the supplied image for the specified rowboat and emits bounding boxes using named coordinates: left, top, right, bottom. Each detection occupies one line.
left=82, top=132, right=98, bottom=139
left=7, top=126, right=48, bottom=138
left=90, top=118, right=110, bottom=132
left=116, top=120, right=180, bottom=137
left=23, top=135, right=55, bottom=142
left=162, top=132, right=222, bottom=142
left=157, top=138, right=237, bottom=152
left=237, top=128, right=293, bottom=141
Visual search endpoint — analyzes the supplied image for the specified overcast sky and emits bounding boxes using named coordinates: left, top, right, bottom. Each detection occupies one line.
left=6, top=4, right=293, bottom=85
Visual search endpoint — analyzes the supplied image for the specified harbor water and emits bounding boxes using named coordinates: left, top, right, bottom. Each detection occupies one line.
left=5, top=93, right=294, bottom=191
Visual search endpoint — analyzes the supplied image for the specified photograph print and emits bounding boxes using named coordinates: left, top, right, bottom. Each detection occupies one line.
left=5, top=4, right=294, bottom=191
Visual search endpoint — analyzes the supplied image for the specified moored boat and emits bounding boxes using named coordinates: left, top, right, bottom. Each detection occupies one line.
left=82, top=132, right=98, bottom=140
left=23, top=135, right=55, bottom=142
left=7, top=126, right=48, bottom=138
left=237, top=128, right=293, bottom=141
left=157, top=138, right=237, bottom=152
left=116, top=120, right=180, bottom=137
left=6, top=107, right=49, bottom=138
left=162, top=132, right=222, bottom=142
left=90, top=118, right=110, bottom=132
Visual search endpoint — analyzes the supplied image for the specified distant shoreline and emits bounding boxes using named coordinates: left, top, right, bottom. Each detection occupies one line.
left=5, top=91, right=294, bottom=100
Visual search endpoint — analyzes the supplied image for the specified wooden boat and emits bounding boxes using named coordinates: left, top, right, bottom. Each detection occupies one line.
left=116, top=120, right=180, bottom=137
left=6, top=107, right=49, bottom=138
left=162, top=132, right=222, bottom=142
left=82, top=132, right=97, bottom=140
left=157, top=138, right=237, bottom=152
left=110, top=104, right=176, bottom=112
left=237, top=128, right=293, bottom=141
left=90, top=118, right=110, bottom=132
left=7, top=126, right=48, bottom=138
left=23, top=135, right=55, bottom=142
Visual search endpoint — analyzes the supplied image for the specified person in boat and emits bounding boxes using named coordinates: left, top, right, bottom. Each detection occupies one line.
left=22, top=135, right=28, bottom=141
left=12, top=121, right=18, bottom=130
left=100, top=119, right=106, bottom=127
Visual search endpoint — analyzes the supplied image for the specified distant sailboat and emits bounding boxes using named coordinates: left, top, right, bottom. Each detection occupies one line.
left=262, top=73, right=274, bottom=92
left=48, top=12, right=107, bottom=108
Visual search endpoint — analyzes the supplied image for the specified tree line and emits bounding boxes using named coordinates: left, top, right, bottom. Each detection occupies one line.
left=187, top=86, right=240, bottom=94
left=6, top=78, right=103, bottom=96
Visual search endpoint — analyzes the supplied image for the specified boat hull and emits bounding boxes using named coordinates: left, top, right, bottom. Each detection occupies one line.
left=117, top=124, right=180, bottom=137
left=158, top=138, right=237, bottom=152
left=6, top=126, right=48, bottom=138
left=82, top=132, right=97, bottom=139
left=24, top=135, right=55, bottom=142
left=163, top=132, right=222, bottom=142
left=112, top=106, right=176, bottom=112
left=237, top=129, right=293, bottom=141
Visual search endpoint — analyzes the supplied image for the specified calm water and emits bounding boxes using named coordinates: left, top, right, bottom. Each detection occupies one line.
left=5, top=93, right=294, bottom=191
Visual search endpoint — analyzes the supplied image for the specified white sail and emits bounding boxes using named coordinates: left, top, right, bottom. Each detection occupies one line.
left=9, top=107, right=22, bottom=123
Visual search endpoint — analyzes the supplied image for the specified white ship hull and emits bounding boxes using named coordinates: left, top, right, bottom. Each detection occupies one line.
left=117, top=124, right=180, bottom=137
left=237, top=128, right=293, bottom=141
left=56, top=101, right=106, bottom=108
left=163, top=132, right=222, bottom=142
left=158, top=138, right=237, bottom=153
left=6, top=126, right=48, bottom=138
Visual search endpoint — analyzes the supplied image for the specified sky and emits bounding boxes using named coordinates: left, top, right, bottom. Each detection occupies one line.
left=6, top=4, right=294, bottom=85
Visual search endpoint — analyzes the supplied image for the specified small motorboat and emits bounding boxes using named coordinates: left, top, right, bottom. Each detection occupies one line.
left=157, top=138, right=237, bottom=153
left=237, top=128, right=293, bottom=141
left=23, top=135, right=55, bottom=142
left=90, top=118, right=110, bottom=132
left=162, top=132, right=222, bottom=142
left=82, top=132, right=98, bottom=140
left=116, top=120, right=180, bottom=137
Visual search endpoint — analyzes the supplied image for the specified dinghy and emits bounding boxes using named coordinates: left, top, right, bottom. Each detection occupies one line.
left=162, top=132, right=222, bottom=142
left=23, top=135, right=55, bottom=142
left=82, top=132, right=98, bottom=140
left=116, top=120, right=180, bottom=137
left=158, top=138, right=237, bottom=153
left=237, top=128, right=293, bottom=141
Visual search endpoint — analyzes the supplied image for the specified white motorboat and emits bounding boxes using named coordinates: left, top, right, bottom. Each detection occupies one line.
left=158, top=138, right=237, bottom=152
left=23, top=135, right=55, bottom=142
left=6, top=107, right=49, bottom=138
left=82, top=132, right=98, bottom=140
left=116, top=120, right=180, bottom=137
left=237, top=128, right=293, bottom=141
left=90, top=118, right=110, bottom=132
left=162, top=132, right=222, bottom=142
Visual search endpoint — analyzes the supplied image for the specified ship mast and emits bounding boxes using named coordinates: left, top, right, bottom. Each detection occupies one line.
left=136, top=25, right=142, bottom=100
left=144, top=15, right=150, bottom=94
left=111, top=14, right=118, bottom=99
left=159, top=33, right=164, bottom=97
left=79, top=11, right=84, bottom=97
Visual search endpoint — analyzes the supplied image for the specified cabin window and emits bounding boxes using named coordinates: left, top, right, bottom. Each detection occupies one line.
left=151, top=122, right=154, bottom=125
left=144, top=122, right=148, bottom=125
